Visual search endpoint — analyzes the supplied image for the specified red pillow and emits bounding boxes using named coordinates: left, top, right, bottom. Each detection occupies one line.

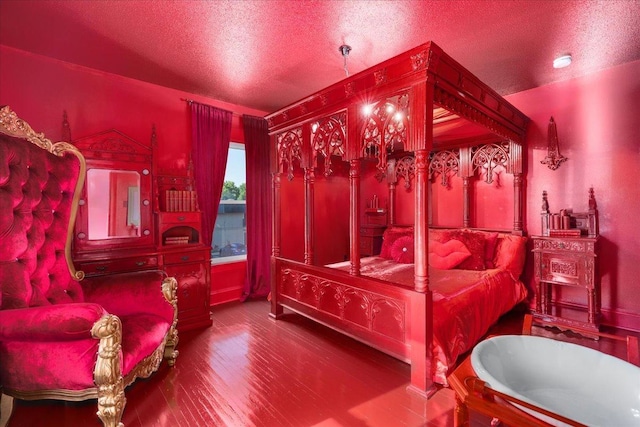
left=429, top=239, right=471, bottom=269
left=439, top=230, right=487, bottom=270
left=379, top=226, right=413, bottom=259
left=479, top=231, right=499, bottom=269
left=391, top=235, right=414, bottom=264
left=494, top=234, right=527, bottom=276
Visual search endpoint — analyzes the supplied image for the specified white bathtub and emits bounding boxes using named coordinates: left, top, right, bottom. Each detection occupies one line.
left=471, top=335, right=640, bottom=427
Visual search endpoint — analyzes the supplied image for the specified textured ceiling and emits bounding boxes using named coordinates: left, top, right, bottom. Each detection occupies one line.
left=1, top=0, right=639, bottom=113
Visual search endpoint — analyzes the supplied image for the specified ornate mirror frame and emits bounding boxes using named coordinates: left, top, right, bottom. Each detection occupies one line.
left=72, top=129, right=155, bottom=253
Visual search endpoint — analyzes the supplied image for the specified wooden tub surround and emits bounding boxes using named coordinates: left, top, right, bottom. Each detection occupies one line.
left=449, top=314, right=640, bottom=426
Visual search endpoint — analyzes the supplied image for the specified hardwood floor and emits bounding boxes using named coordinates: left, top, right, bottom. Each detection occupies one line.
left=3, top=300, right=637, bottom=427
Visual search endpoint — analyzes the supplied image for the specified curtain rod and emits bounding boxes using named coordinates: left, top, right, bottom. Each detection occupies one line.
left=180, top=97, right=242, bottom=117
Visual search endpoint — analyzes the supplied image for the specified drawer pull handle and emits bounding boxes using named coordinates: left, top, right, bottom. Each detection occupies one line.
left=136, top=261, right=147, bottom=266
left=181, top=256, right=190, bottom=261
left=96, top=266, right=107, bottom=271
left=178, top=216, right=186, bottom=221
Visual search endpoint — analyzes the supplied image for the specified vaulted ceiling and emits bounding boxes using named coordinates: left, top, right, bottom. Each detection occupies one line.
left=1, top=0, right=639, bottom=113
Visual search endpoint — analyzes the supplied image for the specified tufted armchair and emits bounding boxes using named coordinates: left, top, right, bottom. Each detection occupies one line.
left=0, top=106, right=178, bottom=427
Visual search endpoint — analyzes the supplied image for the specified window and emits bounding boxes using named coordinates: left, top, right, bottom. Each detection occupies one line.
left=211, top=142, right=246, bottom=262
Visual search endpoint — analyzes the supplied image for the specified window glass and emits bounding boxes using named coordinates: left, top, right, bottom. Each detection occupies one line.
left=212, top=143, right=246, bottom=260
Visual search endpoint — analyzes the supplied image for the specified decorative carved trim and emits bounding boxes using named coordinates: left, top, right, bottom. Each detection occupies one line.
left=410, top=50, right=428, bottom=70
left=280, top=268, right=406, bottom=341
left=433, top=87, right=522, bottom=143
left=550, top=259, right=578, bottom=277
left=311, top=111, right=346, bottom=176
left=429, top=149, right=459, bottom=187
left=374, top=69, right=387, bottom=86
left=534, top=239, right=588, bottom=253
left=0, top=106, right=70, bottom=155
left=89, top=138, right=137, bottom=153
left=162, top=276, right=180, bottom=366
left=276, top=127, right=303, bottom=181
left=393, top=155, right=416, bottom=190
left=344, top=82, right=356, bottom=98
left=91, top=314, right=126, bottom=427
left=124, top=346, right=164, bottom=387
left=361, top=92, right=410, bottom=174
left=471, top=143, right=509, bottom=184
left=0, top=106, right=86, bottom=282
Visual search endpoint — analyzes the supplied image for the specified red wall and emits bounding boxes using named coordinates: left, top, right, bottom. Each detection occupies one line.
left=0, top=45, right=266, bottom=304
left=507, top=60, right=640, bottom=331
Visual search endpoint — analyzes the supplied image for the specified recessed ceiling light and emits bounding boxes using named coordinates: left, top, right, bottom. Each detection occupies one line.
left=553, top=54, right=572, bottom=69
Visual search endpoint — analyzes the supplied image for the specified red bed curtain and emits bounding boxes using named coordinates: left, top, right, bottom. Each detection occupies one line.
left=190, top=102, right=232, bottom=247
left=241, top=115, right=271, bottom=299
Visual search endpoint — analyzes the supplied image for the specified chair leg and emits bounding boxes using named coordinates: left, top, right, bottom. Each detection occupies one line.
left=0, top=393, right=14, bottom=427
left=96, top=382, right=126, bottom=427
left=92, top=314, right=126, bottom=427
left=164, top=326, right=179, bottom=367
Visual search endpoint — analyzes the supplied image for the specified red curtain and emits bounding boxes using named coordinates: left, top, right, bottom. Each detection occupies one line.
left=241, top=115, right=272, bottom=300
left=190, top=102, right=232, bottom=247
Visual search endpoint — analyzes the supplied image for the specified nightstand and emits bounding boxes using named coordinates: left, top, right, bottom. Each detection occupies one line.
left=360, top=224, right=385, bottom=256
left=531, top=235, right=600, bottom=337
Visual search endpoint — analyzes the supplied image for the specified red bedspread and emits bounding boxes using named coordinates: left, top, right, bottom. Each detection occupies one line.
left=326, top=257, right=528, bottom=385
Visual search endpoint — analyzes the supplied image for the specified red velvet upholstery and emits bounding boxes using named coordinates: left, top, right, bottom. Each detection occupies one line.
left=0, top=113, right=178, bottom=427
left=0, top=135, right=84, bottom=310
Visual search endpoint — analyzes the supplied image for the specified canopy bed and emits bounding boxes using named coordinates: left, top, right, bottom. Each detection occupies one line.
left=266, top=42, right=530, bottom=395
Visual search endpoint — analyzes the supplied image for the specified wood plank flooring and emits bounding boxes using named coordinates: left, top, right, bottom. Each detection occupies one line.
left=3, top=300, right=636, bottom=427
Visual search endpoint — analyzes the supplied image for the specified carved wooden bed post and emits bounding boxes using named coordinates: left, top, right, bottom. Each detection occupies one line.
left=387, top=160, right=397, bottom=225
left=304, top=167, right=315, bottom=265
left=270, top=131, right=283, bottom=318
left=408, top=77, right=435, bottom=395
left=414, top=149, right=429, bottom=293
left=509, top=141, right=524, bottom=233
left=349, top=159, right=361, bottom=276
left=460, top=147, right=473, bottom=228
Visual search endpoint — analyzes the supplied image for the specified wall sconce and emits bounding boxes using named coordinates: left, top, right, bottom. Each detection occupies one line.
left=540, top=116, right=567, bottom=170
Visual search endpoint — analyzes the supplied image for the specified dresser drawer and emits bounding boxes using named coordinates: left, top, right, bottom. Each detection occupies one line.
left=164, top=250, right=209, bottom=265
left=539, top=252, right=593, bottom=288
left=79, top=256, right=159, bottom=276
left=158, top=211, right=200, bottom=225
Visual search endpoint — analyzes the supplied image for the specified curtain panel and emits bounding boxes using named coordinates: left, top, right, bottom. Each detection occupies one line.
left=190, top=102, right=233, bottom=247
left=241, top=115, right=272, bottom=300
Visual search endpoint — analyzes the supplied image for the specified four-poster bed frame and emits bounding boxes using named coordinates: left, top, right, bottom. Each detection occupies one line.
left=266, top=42, right=529, bottom=395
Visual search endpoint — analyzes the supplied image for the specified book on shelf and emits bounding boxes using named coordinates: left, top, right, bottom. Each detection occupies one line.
left=164, top=190, right=197, bottom=212
left=549, top=229, right=582, bottom=237
left=164, top=236, right=190, bottom=245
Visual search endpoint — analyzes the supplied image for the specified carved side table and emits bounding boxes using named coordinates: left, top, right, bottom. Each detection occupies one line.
left=531, top=236, right=600, bottom=338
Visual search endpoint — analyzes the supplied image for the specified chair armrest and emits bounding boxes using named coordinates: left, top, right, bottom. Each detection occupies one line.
left=82, top=270, right=175, bottom=322
left=0, top=303, right=106, bottom=341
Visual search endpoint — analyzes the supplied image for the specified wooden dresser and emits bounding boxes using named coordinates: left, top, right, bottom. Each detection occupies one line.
left=72, top=128, right=212, bottom=332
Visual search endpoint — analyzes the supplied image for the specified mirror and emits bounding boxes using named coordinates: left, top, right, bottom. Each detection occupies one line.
left=72, top=128, right=155, bottom=254
left=86, top=169, right=141, bottom=239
